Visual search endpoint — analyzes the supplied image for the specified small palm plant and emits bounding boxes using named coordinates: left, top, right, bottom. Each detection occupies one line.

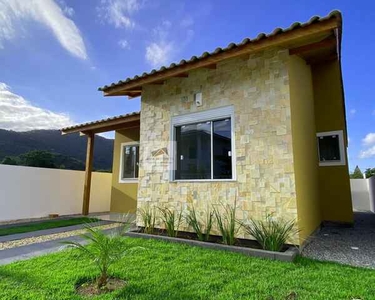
left=63, top=222, right=134, bottom=289
left=213, top=203, right=241, bottom=245
left=243, top=214, right=299, bottom=252
left=185, top=206, right=213, bottom=242
left=138, top=204, right=156, bottom=234
left=158, top=207, right=183, bottom=237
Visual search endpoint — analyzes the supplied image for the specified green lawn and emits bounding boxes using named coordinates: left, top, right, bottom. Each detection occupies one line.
left=0, top=217, right=100, bottom=236
left=0, top=238, right=374, bottom=299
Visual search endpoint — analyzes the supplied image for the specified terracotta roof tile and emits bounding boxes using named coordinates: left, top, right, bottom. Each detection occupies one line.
left=98, top=10, right=341, bottom=92
left=61, top=111, right=140, bottom=132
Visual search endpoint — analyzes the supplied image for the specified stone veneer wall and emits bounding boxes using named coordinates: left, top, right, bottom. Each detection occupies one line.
left=137, top=49, right=298, bottom=242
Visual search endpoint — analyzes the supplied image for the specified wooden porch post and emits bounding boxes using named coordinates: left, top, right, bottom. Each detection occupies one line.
left=82, top=132, right=94, bottom=215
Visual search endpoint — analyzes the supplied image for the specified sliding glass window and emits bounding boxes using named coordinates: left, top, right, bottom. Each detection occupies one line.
left=175, top=118, right=233, bottom=180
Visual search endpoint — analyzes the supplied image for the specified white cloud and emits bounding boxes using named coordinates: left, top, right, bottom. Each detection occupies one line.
left=58, top=0, right=74, bottom=17
left=362, top=133, right=375, bottom=146
left=349, top=109, right=356, bottom=115
left=359, top=146, right=375, bottom=159
left=118, top=39, right=130, bottom=49
left=145, top=41, right=173, bottom=68
left=97, top=0, right=142, bottom=29
left=0, top=0, right=87, bottom=60
left=0, top=82, right=73, bottom=131
left=180, top=16, right=194, bottom=27
left=145, top=20, right=175, bottom=68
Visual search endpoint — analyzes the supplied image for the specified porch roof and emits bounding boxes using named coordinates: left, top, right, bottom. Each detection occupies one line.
left=61, top=111, right=140, bottom=135
left=98, top=10, right=342, bottom=98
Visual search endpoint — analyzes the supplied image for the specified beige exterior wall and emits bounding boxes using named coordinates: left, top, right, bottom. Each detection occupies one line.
left=110, top=128, right=139, bottom=213
left=138, top=49, right=299, bottom=242
left=0, top=164, right=111, bottom=222
left=288, top=55, right=322, bottom=244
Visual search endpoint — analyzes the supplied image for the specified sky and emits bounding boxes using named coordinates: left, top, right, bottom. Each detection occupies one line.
left=0, top=0, right=374, bottom=172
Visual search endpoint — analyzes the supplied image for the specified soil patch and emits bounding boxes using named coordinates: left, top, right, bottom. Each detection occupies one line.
left=76, top=277, right=126, bottom=296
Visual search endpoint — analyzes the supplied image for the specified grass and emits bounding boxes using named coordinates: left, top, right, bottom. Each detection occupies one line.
left=0, top=217, right=100, bottom=236
left=0, top=238, right=374, bottom=299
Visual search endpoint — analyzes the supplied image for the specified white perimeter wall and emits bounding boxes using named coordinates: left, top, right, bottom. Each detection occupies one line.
left=0, top=164, right=112, bottom=222
left=350, top=177, right=375, bottom=213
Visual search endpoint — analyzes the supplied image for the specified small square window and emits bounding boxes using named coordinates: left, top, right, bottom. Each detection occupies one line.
left=316, top=131, right=346, bottom=166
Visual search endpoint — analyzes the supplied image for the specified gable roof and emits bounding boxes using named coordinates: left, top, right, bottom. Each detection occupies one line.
left=99, top=10, right=342, bottom=98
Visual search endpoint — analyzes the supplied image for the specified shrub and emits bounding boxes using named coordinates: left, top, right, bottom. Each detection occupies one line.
left=243, top=215, right=299, bottom=252
left=213, top=203, right=241, bottom=245
left=139, top=204, right=156, bottom=234
left=158, top=207, right=183, bottom=237
left=63, top=221, right=137, bottom=288
left=185, top=206, right=213, bottom=242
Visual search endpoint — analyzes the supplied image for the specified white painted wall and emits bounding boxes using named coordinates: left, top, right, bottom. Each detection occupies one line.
left=0, top=164, right=112, bottom=222
left=350, top=178, right=375, bottom=213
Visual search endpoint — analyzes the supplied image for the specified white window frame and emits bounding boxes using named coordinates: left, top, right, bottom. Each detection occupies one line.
left=169, top=105, right=236, bottom=182
left=316, top=130, right=346, bottom=167
left=119, top=142, right=139, bottom=183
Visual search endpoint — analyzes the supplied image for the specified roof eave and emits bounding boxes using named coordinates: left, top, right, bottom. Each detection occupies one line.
left=99, top=12, right=342, bottom=97
left=61, top=113, right=140, bottom=135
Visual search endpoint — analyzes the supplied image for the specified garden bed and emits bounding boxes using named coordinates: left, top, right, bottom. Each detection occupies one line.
left=125, top=228, right=299, bottom=262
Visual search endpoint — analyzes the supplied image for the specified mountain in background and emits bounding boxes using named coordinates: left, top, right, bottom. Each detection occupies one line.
left=0, top=129, right=114, bottom=171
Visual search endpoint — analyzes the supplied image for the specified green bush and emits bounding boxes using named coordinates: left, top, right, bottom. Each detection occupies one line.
left=185, top=206, right=213, bottom=241
left=158, top=207, right=183, bottom=237
left=243, top=215, right=299, bottom=252
left=139, top=204, right=156, bottom=234
left=213, top=203, right=241, bottom=245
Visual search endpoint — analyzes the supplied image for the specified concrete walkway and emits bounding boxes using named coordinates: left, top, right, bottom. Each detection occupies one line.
left=302, top=212, right=375, bottom=269
left=0, top=227, right=121, bottom=265
left=0, top=220, right=113, bottom=243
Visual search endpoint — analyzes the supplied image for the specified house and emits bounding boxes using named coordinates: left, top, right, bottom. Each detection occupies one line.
left=62, top=10, right=353, bottom=245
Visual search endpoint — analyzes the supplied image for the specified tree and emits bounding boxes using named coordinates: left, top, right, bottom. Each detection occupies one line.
left=20, top=150, right=57, bottom=168
left=63, top=220, right=140, bottom=289
left=365, top=168, right=375, bottom=179
left=350, top=165, right=364, bottom=179
left=1, top=156, right=18, bottom=165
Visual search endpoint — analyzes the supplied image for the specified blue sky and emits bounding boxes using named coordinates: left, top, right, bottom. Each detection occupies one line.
left=0, top=0, right=374, bottom=172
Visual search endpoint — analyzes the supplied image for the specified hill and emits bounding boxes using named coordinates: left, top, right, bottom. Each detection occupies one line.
left=0, top=129, right=114, bottom=171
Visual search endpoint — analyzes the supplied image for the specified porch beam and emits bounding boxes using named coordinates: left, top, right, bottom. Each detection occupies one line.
left=82, top=133, right=94, bottom=215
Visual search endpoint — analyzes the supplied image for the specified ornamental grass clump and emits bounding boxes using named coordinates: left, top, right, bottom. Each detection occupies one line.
left=139, top=204, right=156, bottom=234
left=213, top=203, right=241, bottom=245
left=63, top=221, right=137, bottom=289
left=243, top=215, right=299, bottom=252
left=158, top=207, right=183, bottom=237
left=185, top=206, right=213, bottom=242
